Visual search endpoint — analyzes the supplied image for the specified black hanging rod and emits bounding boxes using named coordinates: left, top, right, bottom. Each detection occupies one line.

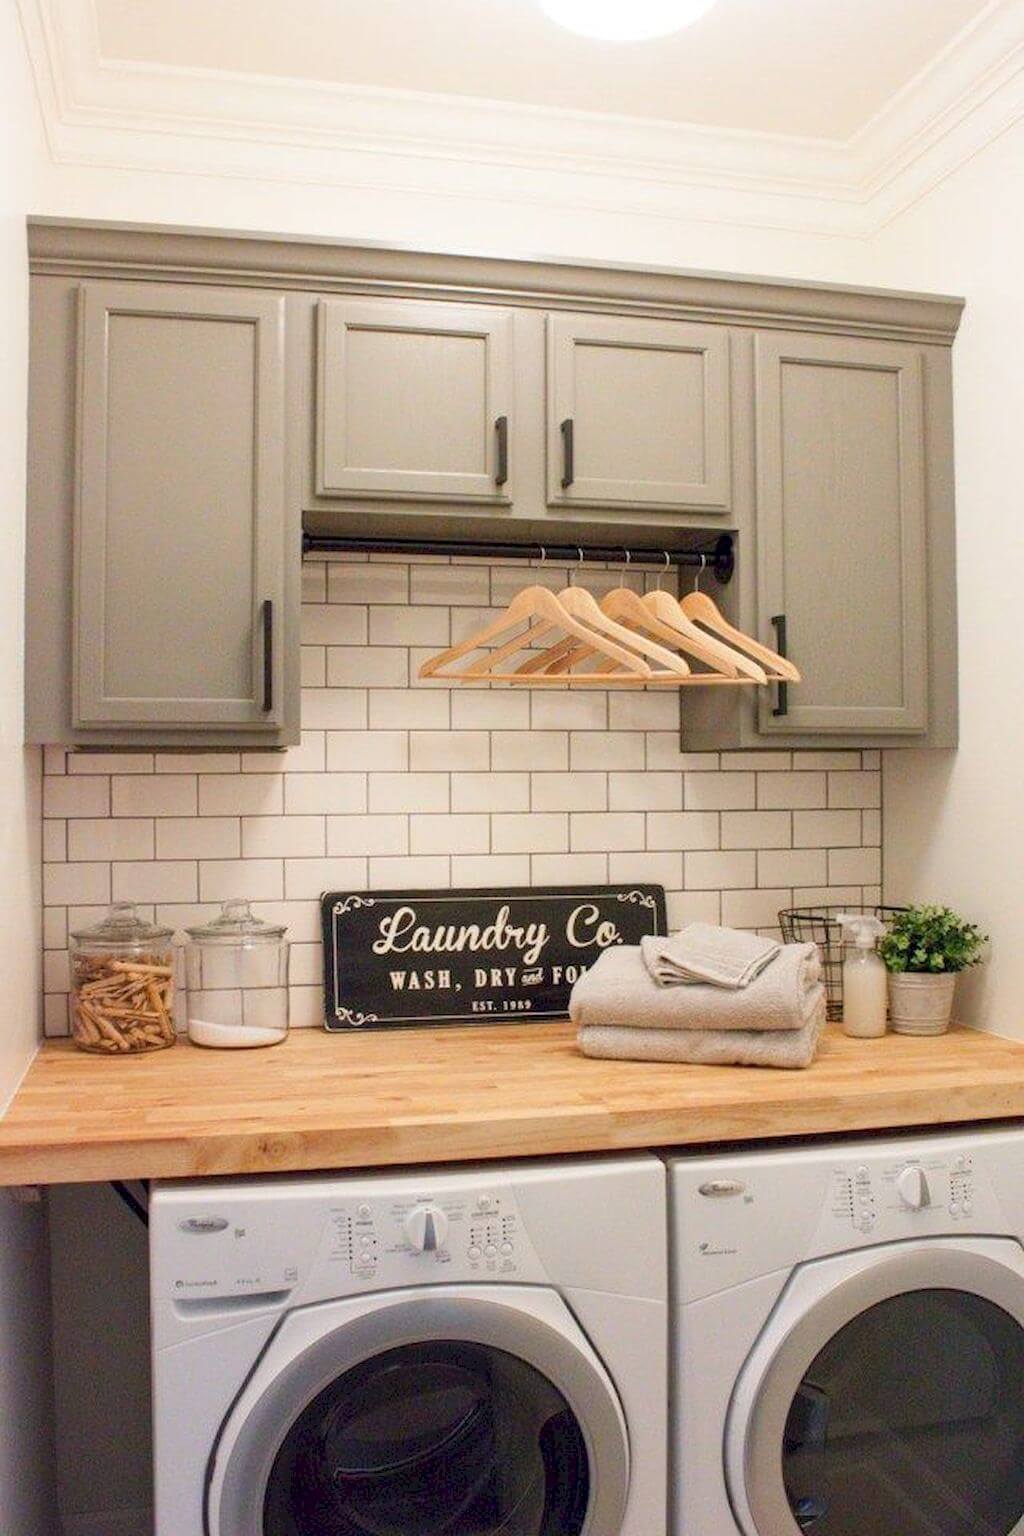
left=302, top=531, right=734, bottom=584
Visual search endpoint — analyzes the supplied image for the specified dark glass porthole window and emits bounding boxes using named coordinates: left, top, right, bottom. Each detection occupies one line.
left=781, top=1288, right=1024, bottom=1535
left=263, top=1339, right=590, bottom=1536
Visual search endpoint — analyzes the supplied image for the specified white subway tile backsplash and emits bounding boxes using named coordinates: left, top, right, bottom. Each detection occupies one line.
left=608, top=851, right=684, bottom=888
left=828, top=771, right=882, bottom=809
left=491, top=732, right=567, bottom=771
left=570, top=812, right=644, bottom=852
left=453, top=854, right=531, bottom=886
left=454, top=773, right=530, bottom=813
left=285, top=774, right=366, bottom=815
left=327, top=647, right=408, bottom=688
left=757, top=848, right=827, bottom=888
left=368, top=856, right=449, bottom=889
left=301, top=647, right=327, bottom=687
left=721, top=811, right=791, bottom=850
left=684, top=772, right=755, bottom=811
left=68, top=818, right=154, bottom=862
left=38, top=560, right=882, bottom=1027
left=327, top=815, right=408, bottom=858
left=862, top=750, right=881, bottom=769
left=44, top=862, right=110, bottom=907
left=245, top=732, right=327, bottom=775
left=200, top=774, right=283, bottom=817
left=369, top=773, right=449, bottom=814
left=608, top=771, right=681, bottom=811
left=410, top=732, right=490, bottom=772
left=44, top=776, right=109, bottom=819
left=328, top=732, right=407, bottom=772
left=646, top=811, right=719, bottom=850
left=370, top=606, right=450, bottom=646
left=157, top=817, right=241, bottom=860
left=114, top=861, right=198, bottom=904
left=42, top=820, right=66, bottom=863
left=533, top=692, right=606, bottom=731
left=686, top=850, right=757, bottom=890
left=113, top=775, right=197, bottom=818
left=301, top=604, right=368, bottom=645
left=532, top=852, right=607, bottom=883
left=241, top=816, right=325, bottom=859
left=410, top=564, right=490, bottom=607
left=492, top=813, right=568, bottom=854
left=828, top=846, right=882, bottom=884
left=411, top=814, right=489, bottom=855
left=570, top=732, right=644, bottom=771
left=302, top=689, right=369, bottom=730
left=371, top=689, right=450, bottom=731
left=531, top=773, right=606, bottom=812
left=329, top=563, right=408, bottom=605
left=453, top=691, right=530, bottom=730
left=757, top=772, right=827, bottom=810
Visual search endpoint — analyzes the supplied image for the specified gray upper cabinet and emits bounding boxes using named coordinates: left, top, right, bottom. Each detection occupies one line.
left=546, top=314, right=731, bottom=513
left=316, top=299, right=515, bottom=502
left=73, top=282, right=287, bottom=731
left=754, top=332, right=928, bottom=735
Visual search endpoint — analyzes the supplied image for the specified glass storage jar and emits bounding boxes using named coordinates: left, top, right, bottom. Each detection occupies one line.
left=184, top=901, right=289, bottom=1048
left=69, top=903, right=177, bottom=1055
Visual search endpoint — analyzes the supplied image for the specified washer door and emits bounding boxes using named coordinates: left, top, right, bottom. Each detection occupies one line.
left=208, top=1286, right=629, bottom=1536
left=726, top=1238, right=1024, bottom=1536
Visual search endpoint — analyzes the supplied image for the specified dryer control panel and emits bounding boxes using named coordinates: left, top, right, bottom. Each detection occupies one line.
left=825, top=1151, right=978, bottom=1239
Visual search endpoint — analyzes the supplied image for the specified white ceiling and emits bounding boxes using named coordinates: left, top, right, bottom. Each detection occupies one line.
left=94, top=0, right=989, bottom=141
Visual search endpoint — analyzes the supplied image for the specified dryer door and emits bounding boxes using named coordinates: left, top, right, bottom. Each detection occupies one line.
left=726, top=1238, right=1024, bottom=1536
left=208, top=1285, right=628, bottom=1536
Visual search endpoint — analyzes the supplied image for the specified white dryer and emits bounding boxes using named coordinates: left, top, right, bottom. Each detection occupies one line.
left=667, top=1127, right=1024, bottom=1536
left=150, top=1154, right=666, bottom=1536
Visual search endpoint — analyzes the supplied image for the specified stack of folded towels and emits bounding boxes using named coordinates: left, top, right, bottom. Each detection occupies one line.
left=569, top=922, right=826, bottom=1070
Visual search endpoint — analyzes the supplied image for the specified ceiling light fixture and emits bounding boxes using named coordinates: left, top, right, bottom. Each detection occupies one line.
left=536, top=0, right=719, bottom=42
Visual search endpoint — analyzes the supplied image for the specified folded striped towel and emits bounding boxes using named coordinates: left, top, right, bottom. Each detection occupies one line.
left=641, top=923, right=780, bottom=989
left=577, top=992, right=826, bottom=1071
left=568, top=942, right=821, bottom=1033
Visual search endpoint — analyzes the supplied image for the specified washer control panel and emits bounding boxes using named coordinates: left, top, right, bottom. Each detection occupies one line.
left=827, top=1150, right=980, bottom=1238
left=325, top=1187, right=542, bottom=1285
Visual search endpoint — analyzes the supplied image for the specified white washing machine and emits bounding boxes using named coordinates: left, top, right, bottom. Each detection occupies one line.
left=667, top=1127, right=1024, bottom=1536
left=150, top=1154, right=666, bottom=1536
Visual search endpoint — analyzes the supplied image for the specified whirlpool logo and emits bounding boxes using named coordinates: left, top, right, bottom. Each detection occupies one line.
left=698, top=1241, right=739, bottom=1257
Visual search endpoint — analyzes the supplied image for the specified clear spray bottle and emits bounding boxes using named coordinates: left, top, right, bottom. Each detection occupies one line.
left=836, top=914, right=887, bottom=1038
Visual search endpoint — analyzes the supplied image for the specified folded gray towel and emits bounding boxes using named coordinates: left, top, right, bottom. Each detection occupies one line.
left=578, top=993, right=825, bottom=1070
left=569, top=942, right=821, bottom=1032
left=641, top=923, right=781, bottom=988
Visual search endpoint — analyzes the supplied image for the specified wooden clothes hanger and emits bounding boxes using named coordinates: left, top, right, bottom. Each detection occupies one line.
left=418, top=579, right=654, bottom=685
left=679, top=557, right=800, bottom=681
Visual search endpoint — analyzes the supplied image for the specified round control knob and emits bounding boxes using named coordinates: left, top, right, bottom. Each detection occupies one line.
left=896, top=1164, right=930, bottom=1210
left=404, top=1204, right=449, bottom=1253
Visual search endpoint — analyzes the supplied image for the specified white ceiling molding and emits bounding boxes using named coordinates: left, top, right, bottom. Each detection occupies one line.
left=16, top=0, right=1024, bottom=237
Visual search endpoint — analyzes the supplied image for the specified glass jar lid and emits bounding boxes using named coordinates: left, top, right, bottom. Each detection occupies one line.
left=185, top=899, right=287, bottom=944
left=71, top=901, right=175, bottom=945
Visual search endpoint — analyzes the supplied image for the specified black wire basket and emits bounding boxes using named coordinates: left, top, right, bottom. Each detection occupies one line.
left=778, top=905, right=907, bottom=1021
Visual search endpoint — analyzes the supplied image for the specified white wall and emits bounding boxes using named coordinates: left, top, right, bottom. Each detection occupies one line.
left=872, top=121, right=1024, bottom=1036
left=0, top=3, right=57, bottom=1534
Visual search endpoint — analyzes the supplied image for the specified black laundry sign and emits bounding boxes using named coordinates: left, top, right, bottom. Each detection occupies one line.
left=320, top=885, right=666, bottom=1030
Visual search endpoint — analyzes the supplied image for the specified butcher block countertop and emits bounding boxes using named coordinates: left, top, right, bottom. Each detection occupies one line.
left=2, top=1022, right=1024, bottom=1186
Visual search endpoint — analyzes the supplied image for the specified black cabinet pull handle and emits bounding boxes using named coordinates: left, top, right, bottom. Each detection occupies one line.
left=261, top=598, right=273, bottom=713
left=560, top=417, right=574, bottom=489
left=495, top=415, right=509, bottom=486
left=771, top=614, right=788, bottom=717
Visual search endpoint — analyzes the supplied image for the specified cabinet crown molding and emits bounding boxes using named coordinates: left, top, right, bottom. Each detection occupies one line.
left=27, top=219, right=965, bottom=347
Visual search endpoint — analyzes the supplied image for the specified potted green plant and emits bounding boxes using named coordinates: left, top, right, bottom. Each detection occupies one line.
left=879, top=905, right=987, bottom=1036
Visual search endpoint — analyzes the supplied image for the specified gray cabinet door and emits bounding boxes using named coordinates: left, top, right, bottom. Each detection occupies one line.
left=546, top=314, right=731, bottom=512
left=755, top=332, right=928, bottom=734
left=74, top=282, right=286, bottom=729
left=316, top=299, right=514, bottom=501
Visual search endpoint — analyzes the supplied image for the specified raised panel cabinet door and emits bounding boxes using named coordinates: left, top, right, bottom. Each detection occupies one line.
left=755, top=332, right=928, bottom=734
left=74, top=282, right=286, bottom=729
left=317, top=299, right=515, bottom=501
left=546, top=314, right=731, bottom=511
